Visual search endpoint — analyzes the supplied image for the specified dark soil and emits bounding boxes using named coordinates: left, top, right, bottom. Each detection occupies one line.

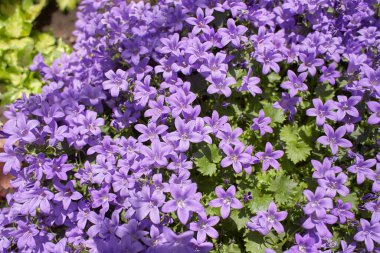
left=35, top=1, right=77, bottom=45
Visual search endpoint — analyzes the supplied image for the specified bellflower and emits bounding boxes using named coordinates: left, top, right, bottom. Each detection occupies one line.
left=162, top=183, right=203, bottom=224
left=317, top=124, right=352, bottom=155
left=209, top=185, right=243, bottom=219
left=251, top=110, right=273, bottom=136
left=354, top=218, right=380, bottom=252
left=255, top=142, right=284, bottom=171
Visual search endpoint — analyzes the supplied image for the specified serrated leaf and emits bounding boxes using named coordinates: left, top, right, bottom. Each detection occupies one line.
left=280, top=125, right=312, bottom=163
left=268, top=173, right=298, bottom=204
left=262, top=102, right=285, bottom=124
left=244, top=232, right=267, bottom=253
left=218, top=243, right=242, bottom=253
left=230, top=208, right=250, bottom=231
left=195, top=159, right=217, bottom=176
left=250, top=190, right=273, bottom=213
left=279, top=125, right=298, bottom=143
left=284, top=140, right=312, bottom=164
left=194, top=144, right=221, bottom=176
left=315, top=83, right=335, bottom=101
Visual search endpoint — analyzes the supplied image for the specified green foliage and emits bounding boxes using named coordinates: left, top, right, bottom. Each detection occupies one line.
left=56, top=0, right=80, bottom=11
left=194, top=144, right=222, bottom=176
left=280, top=124, right=312, bottom=164
left=268, top=172, right=299, bottom=205
left=0, top=0, right=72, bottom=105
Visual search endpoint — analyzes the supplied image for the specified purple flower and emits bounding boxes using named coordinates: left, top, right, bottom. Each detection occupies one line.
left=221, top=142, right=252, bottom=173
left=251, top=110, right=273, bottom=136
left=273, top=93, right=300, bottom=117
left=368, top=164, right=380, bottom=193
left=255, top=142, right=284, bottom=171
left=333, top=95, right=361, bottom=121
left=134, top=75, right=157, bottom=107
left=102, top=69, right=129, bottom=97
left=256, top=49, right=283, bottom=74
left=303, top=187, right=333, bottom=218
left=130, top=185, right=165, bottom=224
left=319, top=63, right=341, bottom=85
left=247, top=202, right=288, bottom=235
left=347, top=155, right=376, bottom=184
left=288, top=233, right=318, bottom=253
left=161, top=227, right=194, bottom=253
left=166, top=118, right=203, bottom=152
left=365, top=198, right=380, bottom=221
left=207, top=76, right=236, bottom=97
left=216, top=123, right=243, bottom=148
left=43, top=155, right=73, bottom=180
left=186, top=8, right=214, bottom=34
left=91, top=185, right=117, bottom=214
left=2, top=113, right=39, bottom=145
left=218, top=18, right=248, bottom=47
left=317, top=124, right=352, bottom=154
left=209, top=185, right=243, bottom=219
left=140, top=139, right=173, bottom=167
left=338, top=240, right=356, bottom=253
left=317, top=172, right=349, bottom=197
left=281, top=70, right=308, bottom=96
left=204, top=110, right=228, bottom=134
left=0, top=144, right=23, bottom=174
left=311, top=157, right=342, bottom=179
left=159, top=33, right=185, bottom=56
left=306, top=99, right=336, bottom=126
left=302, top=213, right=337, bottom=238
left=134, top=122, right=168, bottom=143
left=189, top=213, right=220, bottom=243
left=43, top=121, right=68, bottom=146
left=297, top=52, right=324, bottom=76
left=331, top=199, right=354, bottom=224
left=200, top=52, right=228, bottom=79
left=354, top=218, right=380, bottom=252
left=367, top=101, right=380, bottom=125
left=9, top=221, right=39, bottom=249
left=239, top=67, right=262, bottom=96
left=162, top=183, right=203, bottom=224
left=32, top=102, right=65, bottom=124
left=77, top=110, right=105, bottom=135
left=54, top=180, right=83, bottom=210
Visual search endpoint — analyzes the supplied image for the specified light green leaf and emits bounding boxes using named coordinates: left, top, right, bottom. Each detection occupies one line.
left=244, top=232, right=267, bottom=253
left=56, top=0, right=79, bottom=11
left=194, top=144, right=222, bottom=176
left=268, top=173, right=298, bottom=204
left=261, top=102, right=285, bottom=124
left=230, top=208, right=250, bottom=231
left=285, top=140, right=312, bottom=164
left=250, top=189, right=273, bottom=213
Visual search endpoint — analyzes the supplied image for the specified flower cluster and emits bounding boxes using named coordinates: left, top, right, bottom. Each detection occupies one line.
left=0, top=0, right=379, bottom=252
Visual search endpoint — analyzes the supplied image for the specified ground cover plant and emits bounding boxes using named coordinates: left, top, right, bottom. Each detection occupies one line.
left=0, top=0, right=379, bottom=252
left=0, top=0, right=74, bottom=105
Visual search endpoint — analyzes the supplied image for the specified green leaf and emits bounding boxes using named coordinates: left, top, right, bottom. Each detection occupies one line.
left=194, top=144, right=222, bottom=176
left=244, top=232, right=267, bottom=253
left=279, top=125, right=298, bottom=143
left=230, top=208, right=250, bottom=231
left=315, top=83, right=335, bottom=101
left=250, top=190, right=273, bottom=213
left=218, top=243, right=242, bottom=253
left=284, top=140, right=312, bottom=164
left=56, top=0, right=79, bottom=11
left=268, top=173, right=298, bottom=204
left=280, top=124, right=312, bottom=164
left=261, top=102, right=285, bottom=124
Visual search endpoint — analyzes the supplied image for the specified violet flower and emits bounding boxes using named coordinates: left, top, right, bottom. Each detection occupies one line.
left=209, top=185, right=243, bottom=219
